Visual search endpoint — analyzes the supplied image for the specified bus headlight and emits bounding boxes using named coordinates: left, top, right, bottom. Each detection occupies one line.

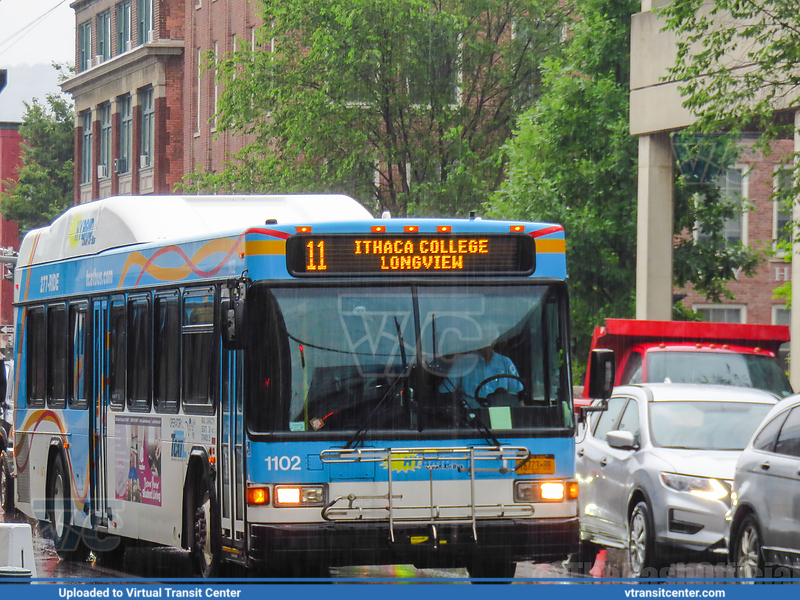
left=273, top=485, right=326, bottom=507
left=514, top=480, right=574, bottom=502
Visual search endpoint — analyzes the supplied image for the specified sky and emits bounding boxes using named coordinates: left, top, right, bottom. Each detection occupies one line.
left=0, top=0, right=75, bottom=121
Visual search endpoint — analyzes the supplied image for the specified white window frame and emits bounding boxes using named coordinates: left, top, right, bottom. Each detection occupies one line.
left=773, top=166, right=793, bottom=255
left=772, top=305, right=791, bottom=326
left=694, top=164, right=750, bottom=247
left=692, top=304, right=747, bottom=324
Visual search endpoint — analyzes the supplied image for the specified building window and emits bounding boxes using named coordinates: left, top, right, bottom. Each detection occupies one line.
left=78, top=21, right=92, bottom=72
left=138, top=0, right=153, bottom=44
left=97, top=11, right=112, bottom=62
left=774, top=168, right=793, bottom=250
left=196, top=48, right=202, bottom=133
left=773, top=306, right=791, bottom=326
left=213, top=41, right=219, bottom=129
left=140, top=87, right=154, bottom=169
left=99, top=103, right=112, bottom=179
left=81, top=111, right=92, bottom=184
left=697, top=167, right=746, bottom=247
left=118, top=95, right=132, bottom=174
left=117, top=0, right=132, bottom=54
left=693, top=304, right=745, bottom=324
left=407, top=20, right=459, bottom=107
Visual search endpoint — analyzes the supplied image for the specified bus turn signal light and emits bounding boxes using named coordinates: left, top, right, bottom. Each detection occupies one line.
left=246, top=487, right=270, bottom=505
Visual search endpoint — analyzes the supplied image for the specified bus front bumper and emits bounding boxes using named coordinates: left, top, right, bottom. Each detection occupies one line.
left=247, top=518, right=579, bottom=569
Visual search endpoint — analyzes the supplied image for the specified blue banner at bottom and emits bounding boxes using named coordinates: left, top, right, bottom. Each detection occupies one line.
left=1, top=581, right=797, bottom=600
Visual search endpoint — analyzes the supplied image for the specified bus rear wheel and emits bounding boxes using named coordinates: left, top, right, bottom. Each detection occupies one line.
left=191, top=479, right=220, bottom=578
left=46, top=453, right=86, bottom=560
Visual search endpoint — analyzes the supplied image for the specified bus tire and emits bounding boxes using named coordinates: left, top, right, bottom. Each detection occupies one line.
left=1, top=449, right=14, bottom=514
left=190, top=476, right=220, bottom=578
left=467, top=555, right=516, bottom=582
left=46, top=453, right=86, bottom=560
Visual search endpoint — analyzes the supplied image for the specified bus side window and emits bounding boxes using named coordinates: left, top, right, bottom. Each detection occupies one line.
left=183, top=288, right=217, bottom=414
left=26, top=307, right=46, bottom=409
left=47, top=304, right=67, bottom=409
left=69, top=303, right=89, bottom=410
left=109, top=298, right=126, bottom=410
left=154, top=292, right=180, bottom=413
left=128, top=295, right=152, bottom=412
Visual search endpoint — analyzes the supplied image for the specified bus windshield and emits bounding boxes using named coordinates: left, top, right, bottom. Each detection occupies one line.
left=249, top=284, right=573, bottom=435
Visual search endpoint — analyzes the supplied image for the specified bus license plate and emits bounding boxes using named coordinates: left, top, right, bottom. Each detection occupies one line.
left=516, top=455, right=555, bottom=475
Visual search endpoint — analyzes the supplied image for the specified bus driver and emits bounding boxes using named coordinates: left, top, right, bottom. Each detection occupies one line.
left=439, top=324, right=523, bottom=409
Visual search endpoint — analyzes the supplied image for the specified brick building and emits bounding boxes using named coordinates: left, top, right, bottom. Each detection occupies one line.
left=673, top=137, right=794, bottom=329
left=184, top=0, right=260, bottom=177
left=631, top=1, right=798, bottom=346
left=0, top=123, right=22, bottom=354
left=61, top=0, right=261, bottom=202
left=61, top=0, right=186, bottom=203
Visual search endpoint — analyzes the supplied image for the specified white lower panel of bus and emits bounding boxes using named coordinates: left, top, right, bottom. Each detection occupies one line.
left=248, top=479, right=577, bottom=525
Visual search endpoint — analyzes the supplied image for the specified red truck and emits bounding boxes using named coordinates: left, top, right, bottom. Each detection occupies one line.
left=578, top=319, right=793, bottom=408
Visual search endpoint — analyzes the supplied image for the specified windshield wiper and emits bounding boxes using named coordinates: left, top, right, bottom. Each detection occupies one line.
left=457, top=398, right=501, bottom=447
left=344, top=317, right=410, bottom=449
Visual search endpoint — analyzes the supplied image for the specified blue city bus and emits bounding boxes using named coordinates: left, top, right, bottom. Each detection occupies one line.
left=12, top=194, right=586, bottom=578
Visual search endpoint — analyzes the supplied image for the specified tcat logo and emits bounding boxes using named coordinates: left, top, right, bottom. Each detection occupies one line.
left=68, top=216, right=97, bottom=248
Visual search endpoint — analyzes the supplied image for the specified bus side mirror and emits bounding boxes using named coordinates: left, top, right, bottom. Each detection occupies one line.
left=587, top=349, right=615, bottom=401
left=221, top=278, right=248, bottom=350
left=221, top=297, right=246, bottom=350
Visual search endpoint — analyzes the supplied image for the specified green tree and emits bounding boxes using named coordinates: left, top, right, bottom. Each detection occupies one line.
left=181, top=0, right=569, bottom=216
left=489, top=0, right=639, bottom=366
left=661, top=0, right=800, bottom=302
left=490, top=0, right=764, bottom=371
left=1, top=93, right=74, bottom=234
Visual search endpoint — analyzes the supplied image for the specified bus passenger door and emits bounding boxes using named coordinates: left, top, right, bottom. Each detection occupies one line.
left=92, top=299, right=110, bottom=528
left=220, top=348, right=245, bottom=550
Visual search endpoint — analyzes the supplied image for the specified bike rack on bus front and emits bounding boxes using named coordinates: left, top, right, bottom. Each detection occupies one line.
left=319, top=446, right=534, bottom=543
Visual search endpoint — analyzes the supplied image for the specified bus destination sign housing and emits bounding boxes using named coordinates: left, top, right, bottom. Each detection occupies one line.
left=286, top=233, right=535, bottom=276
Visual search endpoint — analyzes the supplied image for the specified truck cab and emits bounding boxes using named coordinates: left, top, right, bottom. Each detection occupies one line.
left=579, top=319, right=792, bottom=408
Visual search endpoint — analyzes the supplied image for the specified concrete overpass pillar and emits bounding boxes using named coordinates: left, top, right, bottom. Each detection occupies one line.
left=636, top=132, right=674, bottom=321
left=790, top=111, right=800, bottom=389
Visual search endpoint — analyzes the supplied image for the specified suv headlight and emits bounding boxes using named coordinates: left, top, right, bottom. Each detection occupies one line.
left=660, top=472, right=728, bottom=501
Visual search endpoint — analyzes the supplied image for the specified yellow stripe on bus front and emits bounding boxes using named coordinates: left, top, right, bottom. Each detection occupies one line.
left=244, top=240, right=287, bottom=256
left=535, top=239, right=566, bottom=254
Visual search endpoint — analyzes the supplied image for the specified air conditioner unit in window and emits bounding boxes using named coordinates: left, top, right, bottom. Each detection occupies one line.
left=97, top=164, right=109, bottom=179
left=126, top=40, right=133, bottom=52
left=140, top=154, right=150, bottom=169
left=114, top=158, right=127, bottom=174
left=146, top=30, right=154, bottom=43
left=94, top=55, right=103, bottom=67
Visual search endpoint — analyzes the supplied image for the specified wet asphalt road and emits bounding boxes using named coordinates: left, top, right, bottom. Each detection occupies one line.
left=3, top=506, right=733, bottom=581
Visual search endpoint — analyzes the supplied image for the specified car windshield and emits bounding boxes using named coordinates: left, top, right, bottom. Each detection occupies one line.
left=247, top=283, right=573, bottom=435
left=649, top=401, right=774, bottom=450
left=646, top=351, right=792, bottom=397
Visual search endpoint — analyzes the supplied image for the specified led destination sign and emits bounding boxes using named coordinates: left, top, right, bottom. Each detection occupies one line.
left=286, top=234, right=534, bottom=276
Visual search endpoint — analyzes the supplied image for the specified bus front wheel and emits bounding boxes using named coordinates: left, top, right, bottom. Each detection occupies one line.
left=191, top=478, right=220, bottom=578
left=46, top=453, right=85, bottom=559
left=467, top=555, right=516, bottom=582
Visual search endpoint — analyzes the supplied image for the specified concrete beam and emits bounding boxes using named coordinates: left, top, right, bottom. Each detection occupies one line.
left=636, top=133, right=674, bottom=320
